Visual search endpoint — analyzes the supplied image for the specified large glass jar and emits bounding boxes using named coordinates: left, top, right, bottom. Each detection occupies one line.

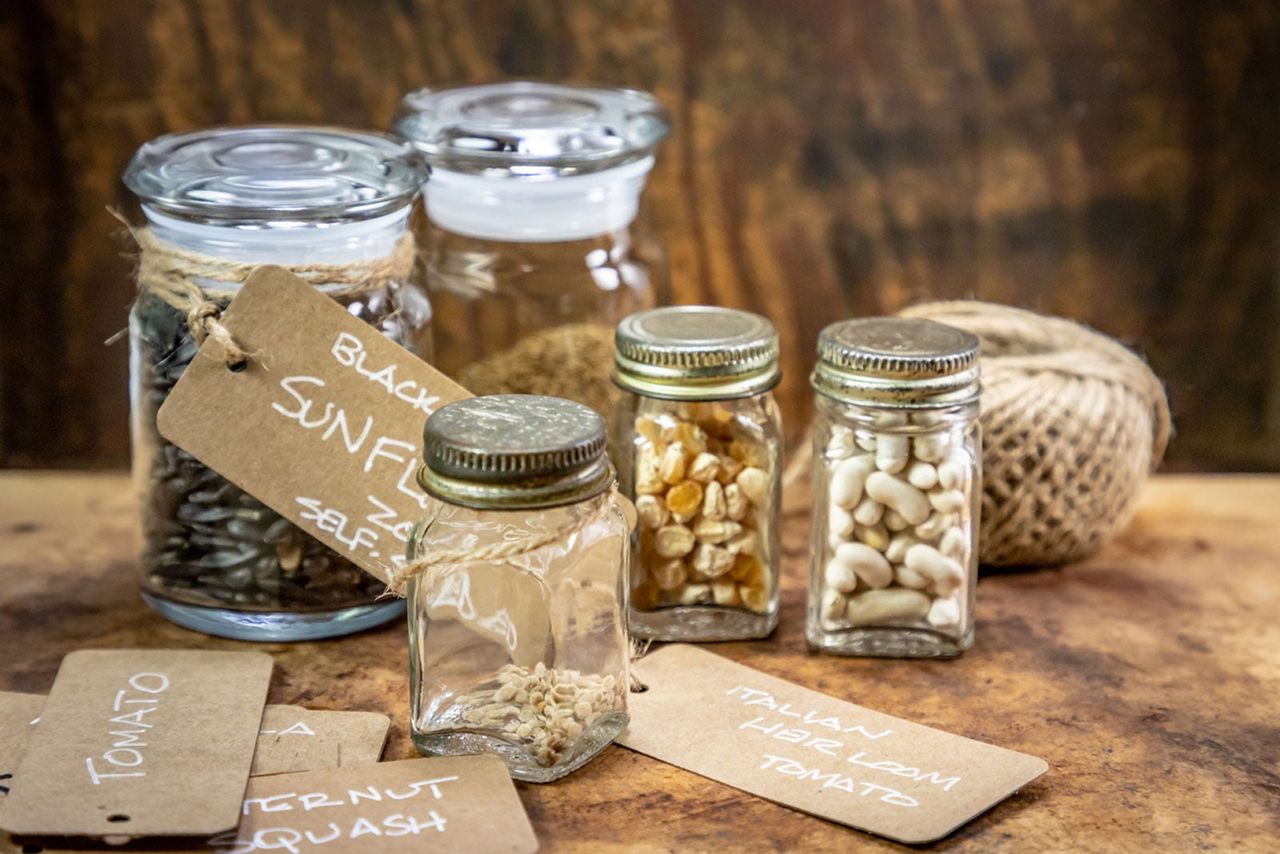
left=613, top=306, right=783, bottom=641
left=807, top=318, right=982, bottom=658
left=406, top=395, right=631, bottom=783
left=122, top=126, right=431, bottom=641
left=393, top=82, right=670, bottom=427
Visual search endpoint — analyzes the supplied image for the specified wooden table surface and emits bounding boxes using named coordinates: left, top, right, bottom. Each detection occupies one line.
left=1, top=472, right=1277, bottom=852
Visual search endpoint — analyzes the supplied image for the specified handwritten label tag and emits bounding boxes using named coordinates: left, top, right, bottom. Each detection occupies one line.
left=156, top=266, right=471, bottom=586
left=215, top=756, right=537, bottom=853
left=252, top=706, right=390, bottom=777
left=0, top=693, right=43, bottom=798
left=620, top=645, right=1047, bottom=844
left=0, top=650, right=273, bottom=838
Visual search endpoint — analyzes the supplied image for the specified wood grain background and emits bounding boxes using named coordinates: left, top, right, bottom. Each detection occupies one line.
left=1, top=0, right=1276, bottom=470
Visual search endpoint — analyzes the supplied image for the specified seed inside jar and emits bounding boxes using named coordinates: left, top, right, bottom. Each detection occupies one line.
left=818, top=422, right=970, bottom=634
left=631, top=403, right=773, bottom=614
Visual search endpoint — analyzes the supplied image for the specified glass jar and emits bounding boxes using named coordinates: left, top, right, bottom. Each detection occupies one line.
left=807, top=318, right=982, bottom=658
left=406, top=395, right=631, bottom=783
left=122, top=126, right=431, bottom=641
left=393, top=82, right=671, bottom=428
left=613, top=306, right=783, bottom=641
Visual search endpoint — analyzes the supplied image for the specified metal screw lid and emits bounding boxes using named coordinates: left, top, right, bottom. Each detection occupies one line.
left=613, top=306, right=781, bottom=401
left=418, top=395, right=614, bottom=510
left=394, top=81, right=670, bottom=178
left=123, top=125, right=426, bottom=223
left=812, top=317, right=981, bottom=406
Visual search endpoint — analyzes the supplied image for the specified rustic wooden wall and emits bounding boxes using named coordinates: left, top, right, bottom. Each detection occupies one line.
left=1, top=0, right=1277, bottom=470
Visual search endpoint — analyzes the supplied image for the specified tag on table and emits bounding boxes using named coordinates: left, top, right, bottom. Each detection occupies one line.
left=620, top=645, right=1047, bottom=844
left=217, top=755, right=537, bottom=853
left=0, top=650, right=273, bottom=838
left=156, top=266, right=472, bottom=587
left=0, top=692, right=43, bottom=798
left=252, top=705, right=390, bottom=777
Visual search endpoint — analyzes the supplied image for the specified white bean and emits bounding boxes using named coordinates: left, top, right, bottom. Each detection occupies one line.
left=829, top=503, right=855, bottom=539
left=855, top=432, right=878, bottom=452
left=905, top=460, right=939, bottom=490
left=853, top=496, right=884, bottom=526
left=895, top=565, right=929, bottom=589
left=865, top=471, right=931, bottom=525
left=914, top=512, right=955, bottom=540
left=830, top=454, right=876, bottom=509
left=821, top=586, right=848, bottom=622
left=905, top=544, right=964, bottom=595
left=883, top=509, right=909, bottom=531
left=846, top=588, right=930, bottom=626
left=937, top=459, right=965, bottom=491
left=927, top=597, right=960, bottom=628
left=824, top=558, right=858, bottom=593
left=939, top=527, right=967, bottom=560
left=928, top=488, right=966, bottom=514
left=885, top=534, right=918, bottom=564
left=835, top=542, right=893, bottom=589
left=875, top=434, right=910, bottom=474
left=913, top=433, right=948, bottom=463
left=825, top=425, right=854, bottom=460
left=854, top=521, right=890, bottom=552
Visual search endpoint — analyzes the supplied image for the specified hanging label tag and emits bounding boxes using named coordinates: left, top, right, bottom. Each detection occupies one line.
left=214, top=755, right=537, bottom=854
left=0, top=692, right=43, bottom=798
left=0, top=650, right=273, bottom=838
left=620, top=645, right=1047, bottom=844
left=156, top=266, right=472, bottom=587
left=252, top=706, right=390, bottom=777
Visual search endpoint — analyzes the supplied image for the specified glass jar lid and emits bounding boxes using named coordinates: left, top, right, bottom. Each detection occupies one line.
left=613, top=306, right=781, bottom=400
left=123, top=126, right=426, bottom=223
left=418, top=395, right=613, bottom=510
left=812, top=317, right=981, bottom=406
left=394, top=82, right=670, bottom=178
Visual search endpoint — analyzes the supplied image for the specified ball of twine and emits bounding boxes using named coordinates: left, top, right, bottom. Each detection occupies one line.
left=899, top=301, right=1171, bottom=566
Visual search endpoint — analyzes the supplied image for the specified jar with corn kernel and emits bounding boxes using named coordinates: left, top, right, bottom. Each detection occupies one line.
left=613, top=306, right=782, bottom=641
left=808, top=317, right=981, bottom=658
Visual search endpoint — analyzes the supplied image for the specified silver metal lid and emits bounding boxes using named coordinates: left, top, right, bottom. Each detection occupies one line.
left=123, top=126, right=426, bottom=223
left=394, top=82, right=670, bottom=178
left=418, top=395, right=614, bottom=510
left=613, top=306, right=781, bottom=400
left=812, top=317, right=981, bottom=406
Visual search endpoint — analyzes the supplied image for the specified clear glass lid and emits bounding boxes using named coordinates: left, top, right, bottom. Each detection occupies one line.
left=123, top=126, right=426, bottom=223
left=394, top=81, right=670, bottom=178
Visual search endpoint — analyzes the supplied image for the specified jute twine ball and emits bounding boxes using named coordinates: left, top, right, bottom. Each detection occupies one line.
left=899, top=301, right=1171, bottom=566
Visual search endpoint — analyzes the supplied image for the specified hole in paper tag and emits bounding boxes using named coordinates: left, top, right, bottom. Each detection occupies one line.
left=619, top=645, right=1048, bottom=844
left=0, top=650, right=273, bottom=838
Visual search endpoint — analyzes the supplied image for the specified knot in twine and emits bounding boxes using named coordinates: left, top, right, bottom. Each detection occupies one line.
left=388, top=486, right=628, bottom=596
left=127, top=221, right=417, bottom=369
left=899, top=301, right=1171, bottom=567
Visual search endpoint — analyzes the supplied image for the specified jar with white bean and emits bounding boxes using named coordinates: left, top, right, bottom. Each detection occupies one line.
left=613, top=306, right=782, bottom=641
left=808, top=317, right=981, bottom=658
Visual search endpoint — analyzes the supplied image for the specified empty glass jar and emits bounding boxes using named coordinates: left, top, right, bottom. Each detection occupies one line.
left=406, top=395, right=631, bottom=782
left=613, top=306, right=783, bottom=641
left=808, top=318, right=981, bottom=658
left=123, top=126, right=430, bottom=641
left=393, top=82, right=671, bottom=427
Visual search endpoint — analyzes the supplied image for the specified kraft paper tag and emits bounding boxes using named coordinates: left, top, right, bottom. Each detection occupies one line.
left=620, top=645, right=1047, bottom=844
left=252, top=706, right=390, bottom=777
left=213, top=755, right=538, bottom=854
left=0, top=650, right=273, bottom=838
left=156, top=266, right=472, bottom=587
left=0, top=693, right=43, bottom=798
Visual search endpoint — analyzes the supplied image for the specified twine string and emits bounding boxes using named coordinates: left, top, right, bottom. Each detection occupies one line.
left=124, top=218, right=417, bottom=368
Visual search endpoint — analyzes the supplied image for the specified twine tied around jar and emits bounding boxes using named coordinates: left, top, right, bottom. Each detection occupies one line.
left=120, top=214, right=417, bottom=369
left=387, top=485, right=635, bottom=596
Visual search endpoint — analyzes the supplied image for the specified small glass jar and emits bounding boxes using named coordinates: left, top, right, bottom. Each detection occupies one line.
left=406, top=395, right=631, bottom=782
left=393, top=82, right=671, bottom=428
left=807, top=318, right=982, bottom=658
left=123, top=126, right=430, bottom=641
left=613, top=306, right=783, bottom=641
